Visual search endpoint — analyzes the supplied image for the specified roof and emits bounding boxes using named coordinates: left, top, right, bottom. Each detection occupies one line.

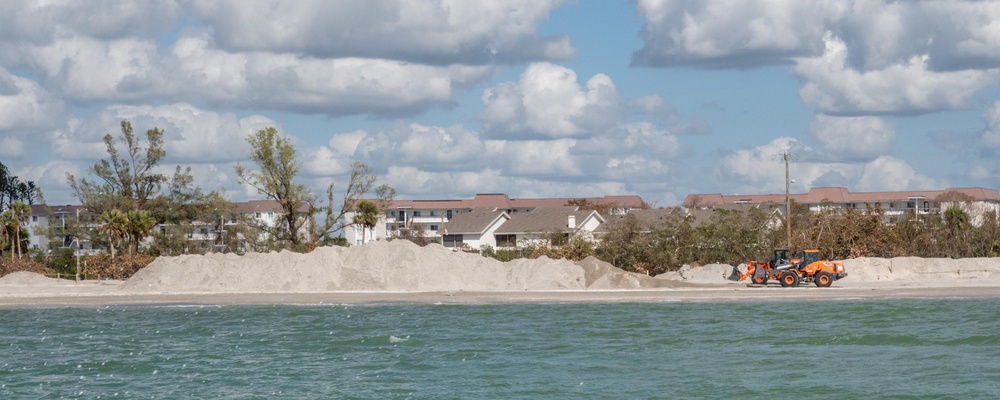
left=440, top=208, right=508, bottom=235
left=494, top=207, right=601, bottom=234
left=683, top=187, right=1000, bottom=208
left=595, top=208, right=685, bottom=233
left=231, top=200, right=310, bottom=213
left=387, top=193, right=646, bottom=211
left=29, top=204, right=91, bottom=215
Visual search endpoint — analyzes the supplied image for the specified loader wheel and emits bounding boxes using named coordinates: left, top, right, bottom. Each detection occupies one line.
left=751, top=275, right=768, bottom=285
left=815, top=272, right=833, bottom=287
left=779, top=271, right=799, bottom=287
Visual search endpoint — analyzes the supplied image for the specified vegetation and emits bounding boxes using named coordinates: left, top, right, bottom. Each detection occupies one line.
left=236, top=127, right=394, bottom=251
left=481, top=199, right=1000, bottom=276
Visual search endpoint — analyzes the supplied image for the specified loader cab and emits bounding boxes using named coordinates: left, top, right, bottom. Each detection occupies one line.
left=771, top=249, right=791, bottom=269
left=800, top=250, right=821, bottom=266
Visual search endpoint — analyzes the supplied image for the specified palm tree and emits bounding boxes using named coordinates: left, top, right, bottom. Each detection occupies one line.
left=8, top=201, right=30, bottom=258
left=352, top=200, right=380, bottom=244
left=98, top=209, right=127, bottom=259
left=0, top=211, right=12, bottom=259
left=125, top=210, right=156, bottom=254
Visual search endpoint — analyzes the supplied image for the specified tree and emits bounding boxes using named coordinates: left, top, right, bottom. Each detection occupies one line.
left=352, top=199, right=379, bottom=244
left=67, top=120, right=167, bottom=215
left=98, top=209, right=127, bottom=259
left=5, top=201, right=31, bottom=259
left=0, top=161, right=37, bottom=211
left=236, top=127, right=395, bottom=251
left=235, top=127, right=312, bottom=249
left=124, top=210, right=156, bottom=254
left=314, top=161, right=396, bottom=241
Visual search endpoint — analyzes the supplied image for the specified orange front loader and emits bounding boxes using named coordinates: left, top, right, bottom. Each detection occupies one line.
left=729, top=249, right=847, bottom=287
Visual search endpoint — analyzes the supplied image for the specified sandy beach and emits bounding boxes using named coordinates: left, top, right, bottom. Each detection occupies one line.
left=2, top=240, right=999, bottom=307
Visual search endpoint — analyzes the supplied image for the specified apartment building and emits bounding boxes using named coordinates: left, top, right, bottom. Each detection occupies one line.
left=26, top=200, right=294, bottom=254
left=683, top=187, right=1000, bottom=225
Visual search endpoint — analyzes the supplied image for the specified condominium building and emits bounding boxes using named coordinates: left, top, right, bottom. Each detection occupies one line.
left=683, top=187, right=1000, bottom=225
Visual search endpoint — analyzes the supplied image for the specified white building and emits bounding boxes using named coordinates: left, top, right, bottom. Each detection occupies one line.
left=27, top=200, right=301, bottom=255
left=343, top=193, right=646, bottom=246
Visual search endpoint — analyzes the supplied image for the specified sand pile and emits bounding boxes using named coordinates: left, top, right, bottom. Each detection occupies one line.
left=842, top=257, right=1000, bottom=282
left=120, top=240, right=675, bottom=293
left=656, top=263, right=737, bottom=284
left=0, top=271, right=65, bottom=286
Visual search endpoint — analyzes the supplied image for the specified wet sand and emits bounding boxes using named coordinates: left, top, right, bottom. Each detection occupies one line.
left=2, top=280, right=998, bottom=308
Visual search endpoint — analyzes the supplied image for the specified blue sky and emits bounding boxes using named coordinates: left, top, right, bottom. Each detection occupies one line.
left=3, top=0, right=1000, bottom=208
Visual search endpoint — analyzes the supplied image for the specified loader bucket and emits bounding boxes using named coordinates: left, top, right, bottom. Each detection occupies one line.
left=726, top=266, right=742, bottom=281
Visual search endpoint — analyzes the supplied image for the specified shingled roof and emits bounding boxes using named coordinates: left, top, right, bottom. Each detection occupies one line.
left=494, top=207, right=601, bottom=234
left=440, top=208, right=508, bottom=235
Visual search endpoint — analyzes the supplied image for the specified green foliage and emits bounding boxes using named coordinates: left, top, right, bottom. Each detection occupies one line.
left=67, top=120, right=167, bottom=215
left=0, top=161, right=37, bottom=211
left=235, top=127, right=312, bottom=250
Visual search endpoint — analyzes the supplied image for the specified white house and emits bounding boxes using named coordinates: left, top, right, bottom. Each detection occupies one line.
left=344, top=193, right=646, bottom=245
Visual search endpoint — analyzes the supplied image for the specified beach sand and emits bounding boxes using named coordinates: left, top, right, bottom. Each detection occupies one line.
left=2, top=240, right=999, bottom=307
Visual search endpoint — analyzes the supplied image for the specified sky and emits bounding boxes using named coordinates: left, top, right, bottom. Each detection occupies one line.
left=3, top=0, right=1000, bottom=208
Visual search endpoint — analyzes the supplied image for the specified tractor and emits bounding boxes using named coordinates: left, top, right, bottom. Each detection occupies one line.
left=729, top=249, right=847, bottom=287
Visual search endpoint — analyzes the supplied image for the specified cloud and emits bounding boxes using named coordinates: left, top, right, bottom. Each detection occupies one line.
left=383, top=165, right=628, bottom=200
left=0, top=0, right=179, bottom=44
left=0, top=66, right=64, bottom=139
left=53, top=103, right=267, bottom=164
left=631, top=0, right=833, bottom=68
left=794, top=33, right=999, bottom=115
left=632, top=1, right=1000, bottom=115
left=479, top=62, right=620, bottom=138
left=856, top=156, right=942, bottom=191
left=808, top=114, right=894, bottom=161
left=188, top=0, right=573, bottom=65
left=980, top=101, right=1000, bottom=149
left=720, top=137, right=941, bottom=194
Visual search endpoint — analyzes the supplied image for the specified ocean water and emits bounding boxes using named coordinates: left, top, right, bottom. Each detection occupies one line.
left=1, top=298, right=999, bottom=399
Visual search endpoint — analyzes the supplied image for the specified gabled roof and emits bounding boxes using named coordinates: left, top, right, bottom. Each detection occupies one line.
left=595, top=208, right=684, bottom=233
left=494, top=207, right=602, bottom=234
left=440, top=208, right=508, bottom=235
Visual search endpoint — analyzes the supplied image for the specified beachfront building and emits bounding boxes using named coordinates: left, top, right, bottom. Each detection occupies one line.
left=26, top=200, right=300, bottom=255
left=437, top=206, right=605, bottom=250
left=342, top=193, right=646, bottom=246
left=682, top=187, right=1000, bottom=226
left=26, top=204, right=100, bottom=254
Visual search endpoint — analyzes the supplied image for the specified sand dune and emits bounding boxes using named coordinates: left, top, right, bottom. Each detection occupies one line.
left=3, top=240, right=1000, bottom=305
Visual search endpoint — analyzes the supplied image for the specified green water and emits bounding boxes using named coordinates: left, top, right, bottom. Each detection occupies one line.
left=1, top=299, right=998, bottom=398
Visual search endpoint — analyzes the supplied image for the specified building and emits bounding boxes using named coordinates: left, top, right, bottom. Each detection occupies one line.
left=343, top=193, right=647, bottom=246
left=26, top=204, right=99, bottom=254
left=26, top=200, right=299, bottom=255
left=683, top=187, right=1000, bottom=225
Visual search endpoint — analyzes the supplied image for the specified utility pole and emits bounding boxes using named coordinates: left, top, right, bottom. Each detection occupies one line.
left=784, top=150, right=791, bottom=250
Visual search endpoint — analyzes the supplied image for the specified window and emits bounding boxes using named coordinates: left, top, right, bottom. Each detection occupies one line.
left=389, top=211, right=396, bottom=217
left=446, top=210, right=453, bottom=219
left=31, top=215, right=38, bottom=222
left=443, top=234, right=463, bottom=247
left=496, top=234, right=517, bottom=247
left=255, top=212, right=261, bottom=218
left=413, top=211, right=422, bottom=217
left=430, top=210, right=437, bottom=216
left=429, top=224, right=439, bottom=231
